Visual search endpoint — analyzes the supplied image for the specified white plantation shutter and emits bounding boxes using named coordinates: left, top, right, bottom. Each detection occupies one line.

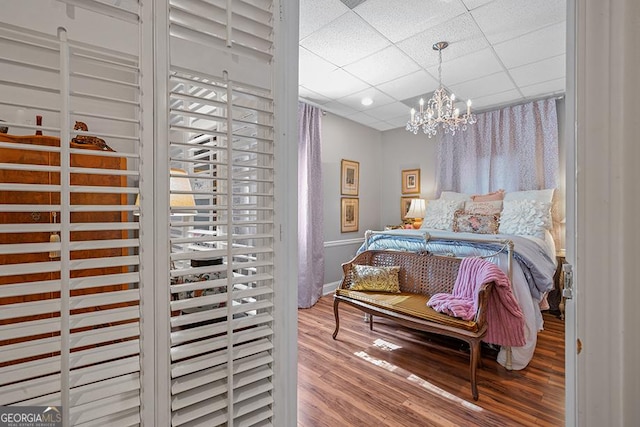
left=166, top=65, right=275, bottom=427
left=0, top=2, right=144, bottom=426
left=163, top=1, right=277, bottom=425
left=0, top=0, right=295, bottom=425
left=169, top=0, right=273, bottom=64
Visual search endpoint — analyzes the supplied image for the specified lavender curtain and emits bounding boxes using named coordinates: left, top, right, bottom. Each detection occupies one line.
left=298, top=102, right=324, bottom=308
left=436, top=98, right=559, bottom=194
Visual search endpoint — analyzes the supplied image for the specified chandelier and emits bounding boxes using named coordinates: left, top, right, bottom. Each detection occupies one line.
left=406, top=41, right=477, bottom=138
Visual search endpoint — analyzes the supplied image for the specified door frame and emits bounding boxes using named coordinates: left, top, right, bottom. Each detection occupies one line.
left=572, top=0, right=639, bottom=424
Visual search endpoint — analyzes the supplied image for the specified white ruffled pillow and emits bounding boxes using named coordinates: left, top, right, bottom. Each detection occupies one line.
left=421, top=199, right=462, bottom=231
left=498, top=199, right=552, bottom=238
left=504, top=189, right=554, bottom=204
left=439, top=191, right=472, bottom=204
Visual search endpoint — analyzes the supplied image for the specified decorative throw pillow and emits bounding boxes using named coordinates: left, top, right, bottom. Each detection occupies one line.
left=498, top=199, right=553, bottom=238
left=349, top=265, right=401, bottom=293
left=453, top=210, right=500, bottom=234
left=464, top=200, right=503, bottom=215
left=471, top=189, right=505, bottom=202
left=421, top=199, right=462, bottom=230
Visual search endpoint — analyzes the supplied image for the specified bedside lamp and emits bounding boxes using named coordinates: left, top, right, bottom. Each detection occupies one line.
left=134, top=168, right=197, bottom=216
left=405, top=198, right=426, bottom=229
left=169, top=168, right=197, bottom=216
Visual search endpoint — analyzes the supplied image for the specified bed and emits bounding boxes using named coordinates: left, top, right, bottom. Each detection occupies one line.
left=356, top=189, right=558, bottom=370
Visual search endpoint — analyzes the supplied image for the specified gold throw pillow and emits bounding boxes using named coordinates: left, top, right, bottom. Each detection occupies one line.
left=349, top=264, right=401, bottom=293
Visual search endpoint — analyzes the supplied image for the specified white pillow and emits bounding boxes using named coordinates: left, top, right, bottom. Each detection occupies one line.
left=499, top=199, right=553, bottom=238
left=464, top=200, right=503, bottom=215
left=421, top=199, right=462, bottom=231
left=439, top=191, right=472, bottom=203
left=504, top=189, right=555, bottom=204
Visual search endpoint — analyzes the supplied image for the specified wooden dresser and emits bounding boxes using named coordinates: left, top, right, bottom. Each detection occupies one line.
left=0, top=134, right=129, bottom=354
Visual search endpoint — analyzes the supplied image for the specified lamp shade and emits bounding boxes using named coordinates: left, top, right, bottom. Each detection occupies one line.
left=169, top=168, right=197, bottom=216
left=134, top=168, right=197, bottom=216
left=405, top=198, right=426, bottom=219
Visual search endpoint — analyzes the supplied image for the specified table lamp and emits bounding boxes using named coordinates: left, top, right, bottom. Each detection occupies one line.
left=405, top=198, right=426, bottom=229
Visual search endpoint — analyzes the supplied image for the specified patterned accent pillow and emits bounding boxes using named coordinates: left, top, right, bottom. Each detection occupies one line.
left=453, top=210, right=500, bottom=234
left=349, top=265, right=401, bottom=293
left=464, top=200, right=503, bottom=215
left=498, top=199, right=553, bottom=238
left=421, top=199, right=462, bottom=231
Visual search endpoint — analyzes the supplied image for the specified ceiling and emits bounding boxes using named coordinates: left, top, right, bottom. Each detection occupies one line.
left=299, top=0, right=566, bottom=131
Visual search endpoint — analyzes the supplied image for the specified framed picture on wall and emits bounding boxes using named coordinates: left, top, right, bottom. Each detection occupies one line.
left=341, top=197, right=359, bottom=233
left=401, top=196, right=419, bottom=221
left=402, top=168, right=420, bottom=194
left=341, top=159, right=359, bottom=196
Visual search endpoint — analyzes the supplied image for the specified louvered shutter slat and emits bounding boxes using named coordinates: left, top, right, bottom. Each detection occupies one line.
left=70, top=340, right=140, bottom=369
left=0, top=373, right=61, bottom=405
left=69, top=390, right=140, bottom=425
left=0, top=357, right=61, bottom=388
left=69, top=356, right=140, bottom=388
left=73, top=407, right=141, bottom=427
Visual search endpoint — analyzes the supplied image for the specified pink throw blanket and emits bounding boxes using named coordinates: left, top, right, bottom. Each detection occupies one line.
left=427, top=257, right=526, bottom=347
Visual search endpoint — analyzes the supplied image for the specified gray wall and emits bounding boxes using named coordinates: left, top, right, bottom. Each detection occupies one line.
left=379, top=128, right=439, bottom=226
left=321, top=113, right=382, bottom=284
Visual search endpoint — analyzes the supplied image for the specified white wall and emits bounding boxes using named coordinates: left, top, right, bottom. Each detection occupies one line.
left=321, top=113, right=382, bottom=284
left=379, top=128, right=439, bottom=226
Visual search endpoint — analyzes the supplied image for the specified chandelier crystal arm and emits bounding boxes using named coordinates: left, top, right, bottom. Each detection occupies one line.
left=406, top=41, right=477, bottom=138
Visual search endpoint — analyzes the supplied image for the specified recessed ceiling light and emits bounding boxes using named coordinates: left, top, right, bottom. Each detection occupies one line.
left=361, top=97, right=373, bottom=106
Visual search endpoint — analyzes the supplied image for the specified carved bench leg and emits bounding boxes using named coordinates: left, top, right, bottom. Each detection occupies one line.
left=332, top=299, right=340, bottom=339
left=470, top=340, right=481, bottom=401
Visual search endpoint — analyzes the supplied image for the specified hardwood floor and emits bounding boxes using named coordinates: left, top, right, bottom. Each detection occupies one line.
left=298, top=296, right=564, bottom=427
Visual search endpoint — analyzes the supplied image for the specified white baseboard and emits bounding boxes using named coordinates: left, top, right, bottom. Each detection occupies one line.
left=323, top=280, right=340, bottom=296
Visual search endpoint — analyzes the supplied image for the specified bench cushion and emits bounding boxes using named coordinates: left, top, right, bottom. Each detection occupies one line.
left=335, top=289, right=479, bottom=332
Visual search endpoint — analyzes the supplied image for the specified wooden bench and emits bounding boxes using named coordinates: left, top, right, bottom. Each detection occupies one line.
left=332, top=250, right=494, bottom=400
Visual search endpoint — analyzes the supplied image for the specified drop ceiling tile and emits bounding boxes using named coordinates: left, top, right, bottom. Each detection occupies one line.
left=299, top=0, right=350, bottom=40
left=377, top=70, right=439, bottom=101
left=301, top=68, right=370, bottom=99
left=322, top=100, right=360, bottom=117
left=449, top=72, right=516, bottom=100
left=385, top=114, right=412, bottom=127
left=354, top=0, right=467, bottom=43
left=335, top=87, right=395, bottom=112
left=299, top=86, right=332, bottom=105
left=363, top=101, right=411, bottom=121
left=343, top=46, right=421, bottom=86
left=345, top=111, right=382, bottom=126
left=520, top=78, right=565, bottom=98
left=472, top=89, right=523, bottom=111
left=494, top=22, right=566, bottom=69
left=298, top=47, right=339, bottom=87
left=461, top=0, right=495, bottom=10
left=300, top=12, right=391, bottom=67
left=397, top=14, right=488, bottom=69
left=509, top=54, right=565, bottom=88
left=427, top=48, right=504, bottom=86
left=472, top=0, right=566, bottom=44
left=369, top=121, right=397, bottom=131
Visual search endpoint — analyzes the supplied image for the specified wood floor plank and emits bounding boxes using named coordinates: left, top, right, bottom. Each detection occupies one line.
left=298, top=296, right=565, bottom=426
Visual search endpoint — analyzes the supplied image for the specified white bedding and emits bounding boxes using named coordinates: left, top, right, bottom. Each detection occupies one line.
left=359, top=228, right=557, bottom=370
